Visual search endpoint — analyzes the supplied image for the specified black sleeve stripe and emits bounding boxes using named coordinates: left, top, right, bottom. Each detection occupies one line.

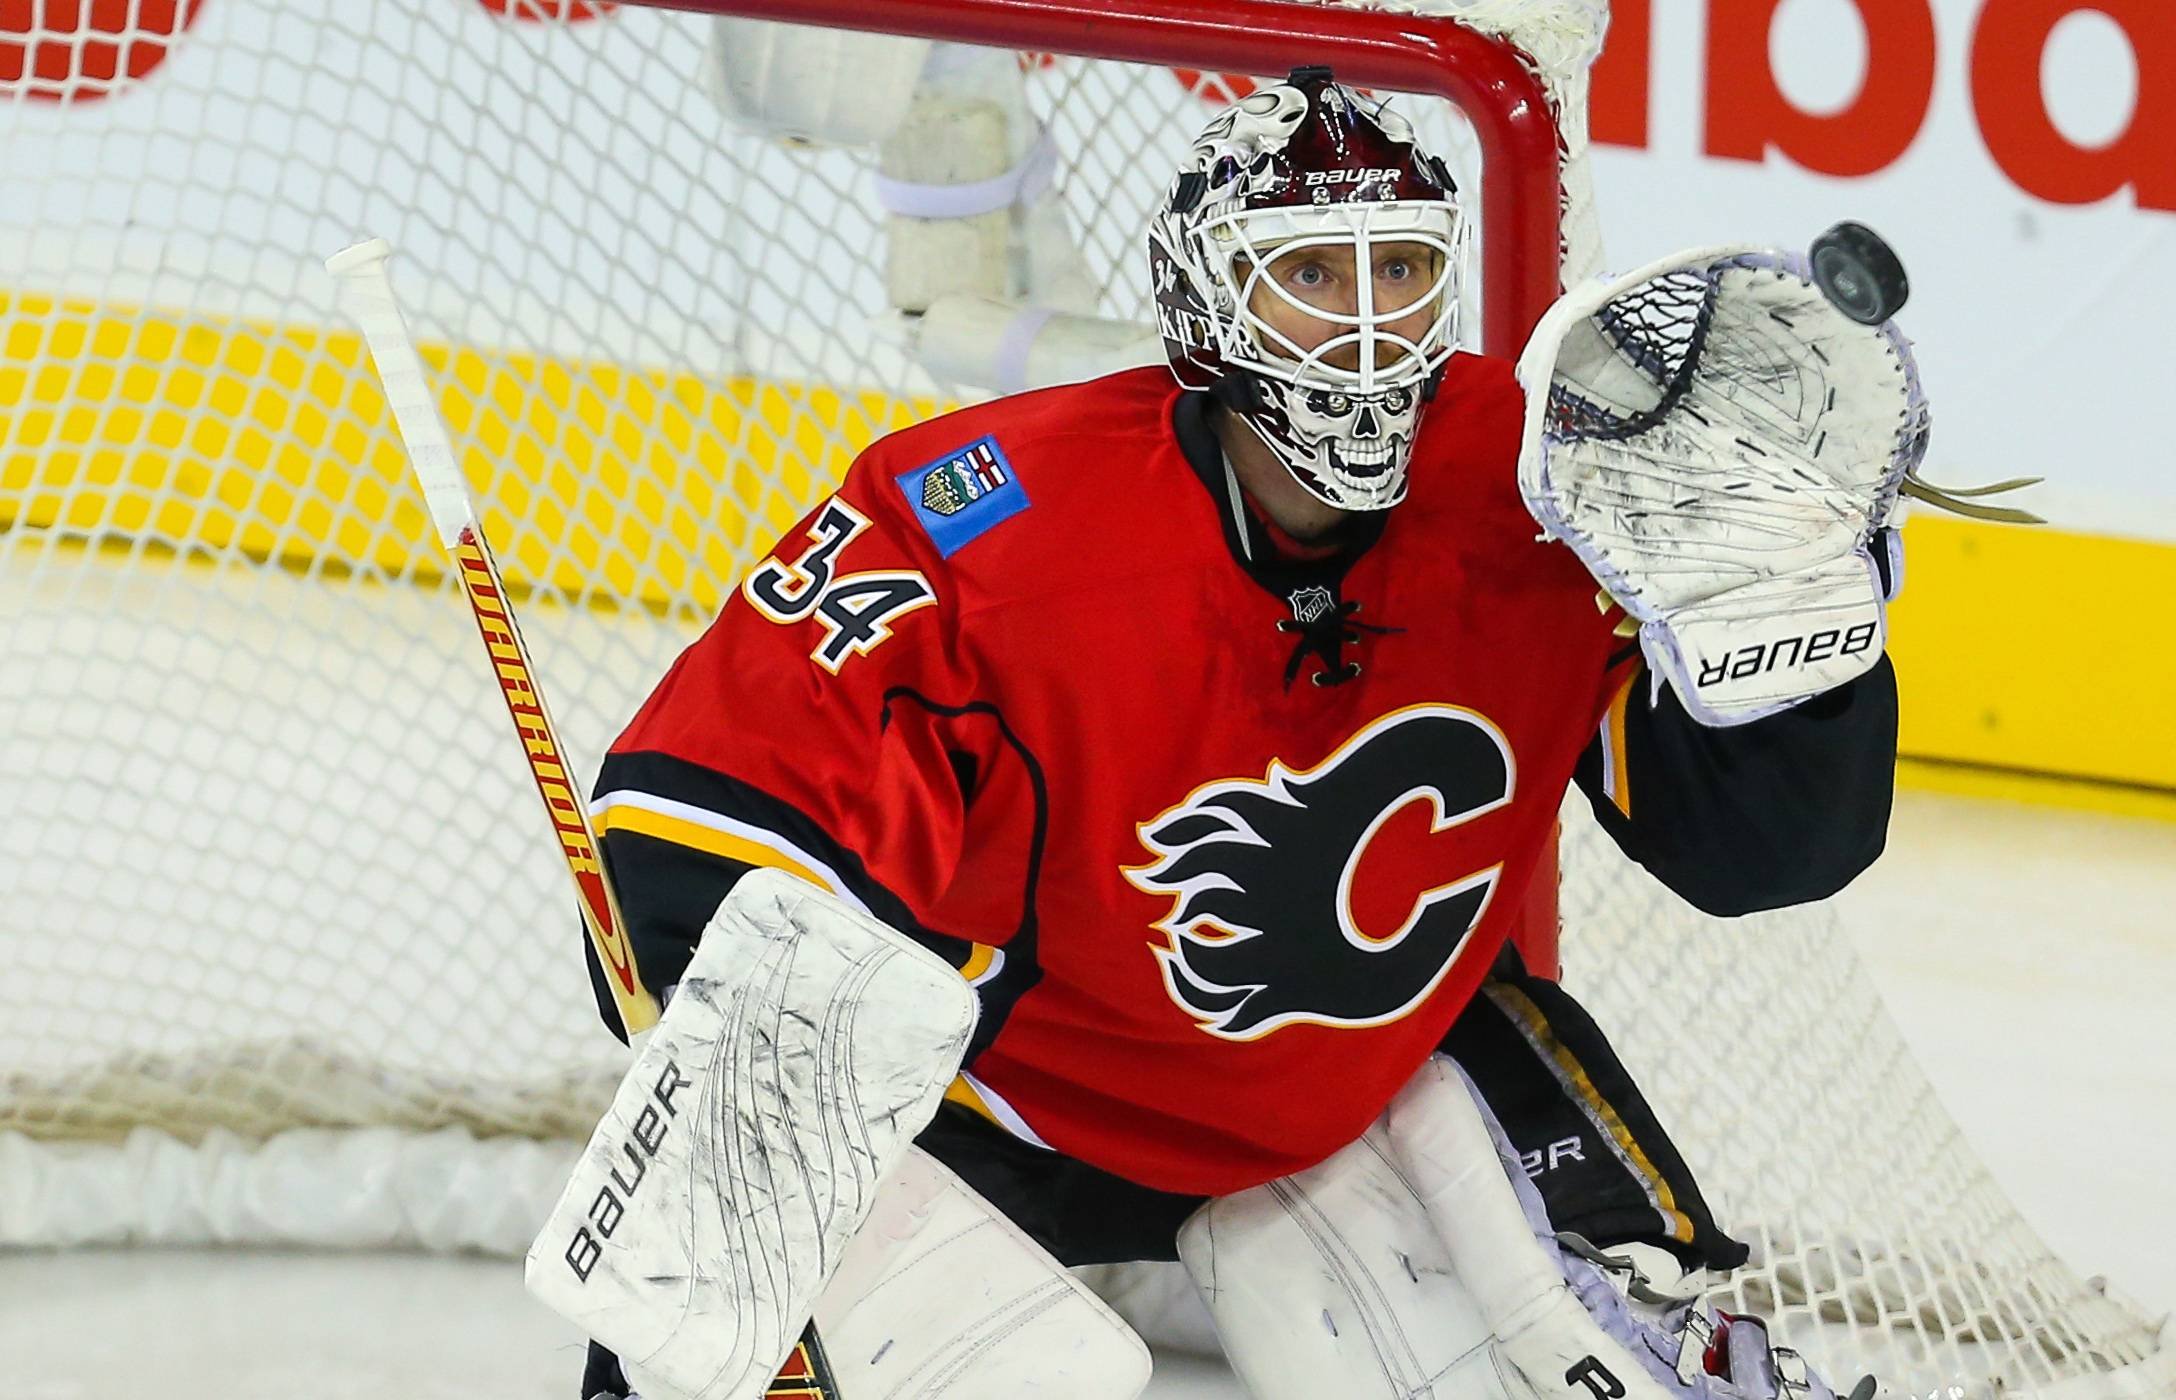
left=593, top=791, right=866, bottom=911
left=597, top=695, right=1054, bottom=1069
left=593, top=749, right=945, bottom=949
left=587, top=822, right=752, bottom=1040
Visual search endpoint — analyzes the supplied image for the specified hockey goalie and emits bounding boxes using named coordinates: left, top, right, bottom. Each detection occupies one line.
left=527, top=64, right=2000, bottom=1400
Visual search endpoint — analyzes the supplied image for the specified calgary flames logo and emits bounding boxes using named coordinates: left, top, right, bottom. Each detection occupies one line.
left=1126, top=706, right=1514, bottom=1040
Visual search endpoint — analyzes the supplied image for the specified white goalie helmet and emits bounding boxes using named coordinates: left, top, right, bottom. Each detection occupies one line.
left=1149, top=67, right=1471, bottom=511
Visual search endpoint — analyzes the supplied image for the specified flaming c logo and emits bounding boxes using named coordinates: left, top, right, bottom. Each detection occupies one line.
left=1126, top=705, right=1514, bottom=1040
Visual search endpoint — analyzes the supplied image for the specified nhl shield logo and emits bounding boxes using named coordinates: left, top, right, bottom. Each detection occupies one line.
left=1287, top=586, right=1335, bottom=624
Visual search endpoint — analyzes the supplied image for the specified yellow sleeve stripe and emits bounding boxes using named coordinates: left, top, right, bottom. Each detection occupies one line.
left=944, top=1075, right=996, bottom=1119
left=600, top=793, right=1031, bottom=1153
left=591, top=787, right=1005, bottom=981
left=1600, top=675, right=1635, bottom=819
left=590, top=790, right=848, bottom=901
left=942, top=1071, right=1052, bottom=1149
left=1484, top=982, right=1696, bottom=1246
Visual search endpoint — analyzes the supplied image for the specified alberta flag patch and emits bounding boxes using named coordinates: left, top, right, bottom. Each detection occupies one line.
left=897, top=436, right=1029, bottom=558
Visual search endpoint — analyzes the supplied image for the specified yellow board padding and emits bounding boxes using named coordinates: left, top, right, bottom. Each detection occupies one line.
left=1895, top=758, right=2176, bottom=825
left=7, top=291, right=2176, bottom=803
left=1886, top=517, right=2176, bottom=796
left=0, top=291, right=938, bottom=615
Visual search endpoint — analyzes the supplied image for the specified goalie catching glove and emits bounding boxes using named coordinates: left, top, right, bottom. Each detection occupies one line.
left=1517, top=235, right=2035, bottom=727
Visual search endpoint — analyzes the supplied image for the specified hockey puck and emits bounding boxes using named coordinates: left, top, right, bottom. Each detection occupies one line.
left=1810, top=221, right=1909, bottom=325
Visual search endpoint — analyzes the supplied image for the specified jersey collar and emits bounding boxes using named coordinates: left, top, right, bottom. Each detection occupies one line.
left=1171, top=390, right=1386, bottom=599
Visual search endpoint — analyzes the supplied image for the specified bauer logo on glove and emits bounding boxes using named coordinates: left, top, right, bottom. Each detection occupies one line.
left=1515, top=223, right=2035, bottom=728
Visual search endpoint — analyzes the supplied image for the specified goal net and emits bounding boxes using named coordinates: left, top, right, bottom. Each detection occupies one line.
left=0, top=2, right=2164, bottom=1396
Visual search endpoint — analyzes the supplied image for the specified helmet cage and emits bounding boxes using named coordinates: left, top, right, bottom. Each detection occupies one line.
left=1203, top=201, right=1467, bottom=397
left=1192, top=200, right=1470, bottom=510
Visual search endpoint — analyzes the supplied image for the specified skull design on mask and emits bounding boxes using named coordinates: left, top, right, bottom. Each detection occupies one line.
left=1280, top=383, right=1420, bottom=498
left=1194, top=87, right=1310, bottom=192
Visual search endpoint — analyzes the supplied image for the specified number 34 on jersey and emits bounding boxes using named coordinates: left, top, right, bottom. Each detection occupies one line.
left=741, top=500, right=936, bottom=674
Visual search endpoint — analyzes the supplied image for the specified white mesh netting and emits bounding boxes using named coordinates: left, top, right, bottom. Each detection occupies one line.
left=0, top=2, right=2165, bottom=1397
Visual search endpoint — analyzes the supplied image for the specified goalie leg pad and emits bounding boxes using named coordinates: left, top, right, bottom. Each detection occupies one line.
left=1177, top=1121, right=1512, bottom=1400
left=1072, top=1260, right=1222, bottom=1359
left=1385, top=1057, right=1853, bottom=1400
left=526, top=869, right=978, bottom=1400
left=1385, top=1056, right=1685, bottom=1400
left=1181, top=1056, right=1853, bottom=1400
left=807, top=1146, right=1152, bottom=1399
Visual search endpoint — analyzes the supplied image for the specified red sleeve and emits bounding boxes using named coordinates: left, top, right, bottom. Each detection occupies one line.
left=596, top=451, right=991, bottom=944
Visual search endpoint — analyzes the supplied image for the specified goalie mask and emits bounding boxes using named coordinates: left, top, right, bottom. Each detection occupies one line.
left=1149, top=68, right=1469, bottom=512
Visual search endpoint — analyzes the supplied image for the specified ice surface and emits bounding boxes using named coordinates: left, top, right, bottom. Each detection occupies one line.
left=4, top=789, right=2169, bottom=1399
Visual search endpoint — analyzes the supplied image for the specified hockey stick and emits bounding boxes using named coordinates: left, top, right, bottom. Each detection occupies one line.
left=325, top=237, right=844, bottom=1400
left=324, top=237, right=657, bottom=1042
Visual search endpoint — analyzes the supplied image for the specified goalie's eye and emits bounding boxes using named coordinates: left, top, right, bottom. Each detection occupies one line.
left=1384, top=388, right=1411, bottom=411
left=1327, top=393, right=1350, bottom=412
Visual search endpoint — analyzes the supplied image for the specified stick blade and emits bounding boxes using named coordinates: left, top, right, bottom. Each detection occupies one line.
left=324, top=236, right=394, bottom=277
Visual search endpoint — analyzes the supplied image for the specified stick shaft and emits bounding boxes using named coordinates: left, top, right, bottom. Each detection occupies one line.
left=326, top=237, right=658, bottom=1036
left=449, top=528, right=659, bottom=1036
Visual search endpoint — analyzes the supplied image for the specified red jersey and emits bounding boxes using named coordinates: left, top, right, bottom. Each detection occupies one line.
left=595, top=357, right=1632, bottom=1196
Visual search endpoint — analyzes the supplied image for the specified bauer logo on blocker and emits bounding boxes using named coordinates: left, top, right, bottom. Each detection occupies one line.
left=898, top=436, right=1030, bottom=558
